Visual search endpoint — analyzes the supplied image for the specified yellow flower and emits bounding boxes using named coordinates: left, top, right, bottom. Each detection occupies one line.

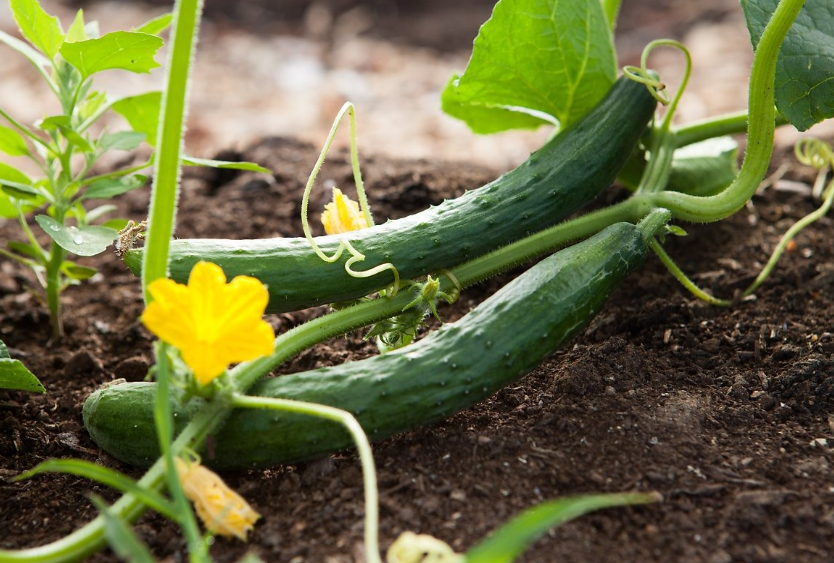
left=321, top=187, right=369, bottom=234
left=175, top=458, right=260, bottom=541
left=141, top=261, right=275, bottom=385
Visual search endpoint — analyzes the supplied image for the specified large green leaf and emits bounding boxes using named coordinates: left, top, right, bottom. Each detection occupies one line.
left=9, top=0, right=64, bottom=59
left=742, top=0, right=834, bottom=131
left=465, top=492, right=660, bottom=563
left=442, top=0, right=617, bottom=134
left=59, top=31, right=163, bottom=79
left=35, top=215, right=117, bottom=257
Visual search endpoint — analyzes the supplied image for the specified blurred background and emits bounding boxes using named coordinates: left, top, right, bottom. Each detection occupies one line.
left=2, top=0, right=813, bottom=171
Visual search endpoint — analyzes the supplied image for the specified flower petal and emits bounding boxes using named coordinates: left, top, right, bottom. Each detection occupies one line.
left=180, top=343, right=229, bottom=385
left=142, top=279, right=196, bottom=349
left=220, top=320, right=275, bottom=364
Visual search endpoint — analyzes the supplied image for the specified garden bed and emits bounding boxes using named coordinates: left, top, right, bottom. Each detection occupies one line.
left=1, top=136, right=833, bottom=562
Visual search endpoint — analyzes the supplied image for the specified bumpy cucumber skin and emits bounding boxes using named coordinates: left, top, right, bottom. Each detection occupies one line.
left=87, top=222, right=648, bottom=469
left=123, top=78, right=655, bottom=313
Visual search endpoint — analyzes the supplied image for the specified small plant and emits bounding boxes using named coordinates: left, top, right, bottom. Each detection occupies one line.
left=0, top=0, right=169, bottom=338
left=0, top=0, right=267, bottom=339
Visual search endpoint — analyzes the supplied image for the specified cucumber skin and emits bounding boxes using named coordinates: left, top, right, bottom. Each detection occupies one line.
left=86, top=222, right=648, bottom=470
left=123, top=78, right=655, bottom=313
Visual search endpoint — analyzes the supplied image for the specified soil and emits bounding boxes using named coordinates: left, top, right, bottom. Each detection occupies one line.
left=2, top=133, right=834, bottom=563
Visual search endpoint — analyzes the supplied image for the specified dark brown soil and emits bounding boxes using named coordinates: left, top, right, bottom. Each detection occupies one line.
left=2, top=133, right=834, bottom=563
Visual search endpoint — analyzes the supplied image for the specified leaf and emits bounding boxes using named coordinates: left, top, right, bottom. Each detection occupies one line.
left=35, top=215, right=117, bottom=257
left=0, top=340, right=45, bottom=393
left=61, top=261, right=98, bottom=281
left=100, top=131, right=147, bottom=151
left=0, top=125, right=30, bottom=156
left=668, top=136, right=739, bottom=197
left=8, top=241, right=43, bottom=261
left=18, top=459, right=177, bottom=521
left=183, top=156, right=272, bottom=174
left=442, top=0, right=617, bottom=134
left=134, top=13, right=173, bottom=36
left=101, top=217, right=130, bottom=231
left=85, top=204, right=119, bottom=222
left=441, top=75, right=553, bottom=134
left=83, top=175, right=147, bottom=200
left=80, top=91, right=107, bottom=122
left=0, top=29, right=52, bottom=70
left=37, top=116, right=94, bottom=153
left=741, top=0, right=834, bottom=131
left=112, top=92, right=162, bottom=147
left=9, top=0, right=64, bottom=59
left=59, top=31, right=163, bottom=79
left=465, top=492, right=660, bottom=563
left=66, top=9, right=87, bottom=42
left=91, top=497, right=157, bottom=563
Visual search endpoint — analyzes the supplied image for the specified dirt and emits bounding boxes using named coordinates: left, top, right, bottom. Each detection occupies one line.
left=1, top=131, right=834, bottom=563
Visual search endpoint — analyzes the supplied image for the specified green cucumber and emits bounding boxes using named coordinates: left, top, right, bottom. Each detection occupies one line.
left=123, top=77, right=655, bottom=313
left=86, top=221, right=652, bottom=469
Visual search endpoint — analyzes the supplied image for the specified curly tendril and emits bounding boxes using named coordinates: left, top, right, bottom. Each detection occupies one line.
left=794, top=137, right=834, bottom=170
left=623, top=39, right=691, bottom=113
left=301, top=102, right=400, bottom=294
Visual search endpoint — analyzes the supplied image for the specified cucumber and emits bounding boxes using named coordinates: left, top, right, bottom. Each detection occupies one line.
left=123, top=77, right=655, bottom=313
left=86, top=221, right=651, bottom=469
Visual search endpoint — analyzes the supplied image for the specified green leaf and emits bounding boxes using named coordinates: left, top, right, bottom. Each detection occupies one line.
left=85, top=204, right=119, bottom=223
left=183, top=156, right=272, bottom=174
left=100, top=131, right=146, bottom=151
left=441, top=75, right=552, bottom=134
left=668, top=136, right=739, bottom=197
left=18, top=459, right=178, bottom=521
left=465, top=492, right=660, bottom=563
left=134, top=13, right=173, bottom=36
left=0, top=29, right=52, bottom=70
left=61, top=261, right=98, bottom=281
left=59, top=31, right=163, bottom=79
left=8, top=241, right=43, bottom=261
left=0, top=339, right=45, bottom=393
left=442, top=0, right=617, bottom=134
left=9, top=0, right=64, bottom=59
left=91, top=497, right=158, bottom=563
left=101, top=217, right=130, bottom=231
left=112, top=92, right=161, bottom=147
left=83, top=175, right=146, bottom=200
left=0, top=161, right=32, bottom=187
left=35, top=215, right=117, bottom=256
left=741, top=0, right=834, bottom=131
left=0, top=125, right=30, bottom=156
left=80, top=91, right=107, bottom=122
left=66, top=9, right=87, bottom=42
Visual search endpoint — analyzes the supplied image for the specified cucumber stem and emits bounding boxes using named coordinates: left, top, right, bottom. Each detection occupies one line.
left=230, top=394, right=382, bottom=563
left=649, top=0, right=806, bottom=222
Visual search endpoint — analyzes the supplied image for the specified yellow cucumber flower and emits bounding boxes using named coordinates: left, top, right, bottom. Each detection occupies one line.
left=175, top=457, right=260, bottom=540
left=141, top=261, right=275, bottom=385
left=322, top=187, right=369, bottom=234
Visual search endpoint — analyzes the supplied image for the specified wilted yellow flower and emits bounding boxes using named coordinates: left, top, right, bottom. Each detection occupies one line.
left=141, top=261, right=275, bottom=385
left=387, top=531, right=464, bottom=563
left=321, top=187, right=369, bottom=234
left=175, top=457, right=260, bottom=540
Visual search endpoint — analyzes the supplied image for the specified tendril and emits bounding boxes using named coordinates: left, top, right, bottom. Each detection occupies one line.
left=300, top=102, right=400, bottom=293
left=623, top=39, right=692, bottom=118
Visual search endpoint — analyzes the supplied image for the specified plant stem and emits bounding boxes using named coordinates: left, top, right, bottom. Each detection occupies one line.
left=673, top=111, right=789, bottom=148
left=44, top=240, right=65, bottom=339
left=649, top=0, right=806, bottom=222
left=141, top=0, right=203, bottom=299
left=231, top=394, right=382, bottom=563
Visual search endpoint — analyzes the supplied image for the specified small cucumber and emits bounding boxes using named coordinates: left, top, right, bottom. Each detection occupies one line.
left=123, top=77, right=655, bottom=313
left=86, top=221, right=651, bottom=469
